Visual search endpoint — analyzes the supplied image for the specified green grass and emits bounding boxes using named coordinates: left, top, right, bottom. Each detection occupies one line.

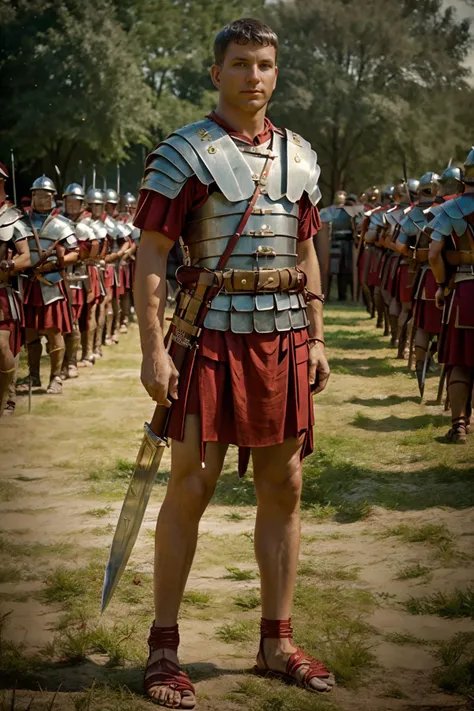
left=233, top=590, right=261, bottom=610
left=182, top=590, right=212, bottom=606
left=385, top=523, right=454, bottom=557
left=385, top=632, right=428, bottom=646
left=216, top=620, right=255, bottom=644
left=298, top=562, right=359, bottom=582
left=224, top=511, right=248, bottom=521
left=395, top=562, right=432, bottom=581
left=40, top=568, right=89, bottom=606
left=224, top=566, right=256, bottom=581
left=404, top=587, right=474, bottom=619
left=227, top=675, right=339, bottom=710
left=0, top=565, right=22, bottom=584
left=432, top=632, right=474, bottom=696
left=45, top=622, right=137, bottom=666
left=85, top=505, right=113, bottom=518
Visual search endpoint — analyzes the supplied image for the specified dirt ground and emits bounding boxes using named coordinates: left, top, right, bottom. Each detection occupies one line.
left=1, top=302, right=473, bottom=711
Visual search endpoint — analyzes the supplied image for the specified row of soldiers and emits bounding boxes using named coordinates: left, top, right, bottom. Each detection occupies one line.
left=0, top=161, right=140, bottom=415
left=319, top=147, right=474, bottom=443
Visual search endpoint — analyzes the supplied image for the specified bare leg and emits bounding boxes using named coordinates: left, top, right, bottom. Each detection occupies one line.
left=111, top=296, right=121, bottom=343
left=119, top=291, right=130, bottom=333
left=45, top=328, right=65, bottom=393
left=374, top=287, right=384, bottom=328
left=397, top=303, right=411, bottom=359
left=62, top=321, right=80, bottom=378
left=25, top=328, right=42, bottom=385
left=388, top=297, right=400, bottom=348
left=0, top=330, right=15, bottom=416
left=253, top=438, right=335, bottom=692
left=147, top=415, right=227, bottom=707
left=94, top=299, right=106, bottom=357
left=446, top=366, right=473, bottom=442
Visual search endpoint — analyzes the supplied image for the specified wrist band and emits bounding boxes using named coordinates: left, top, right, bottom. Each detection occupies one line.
left=309, top=337, right=325, bottom=347
left=305, top=290, right=325, bottom=304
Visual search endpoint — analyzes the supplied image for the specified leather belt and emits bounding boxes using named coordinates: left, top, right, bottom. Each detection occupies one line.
left=176, top=266, right=305, bottom=294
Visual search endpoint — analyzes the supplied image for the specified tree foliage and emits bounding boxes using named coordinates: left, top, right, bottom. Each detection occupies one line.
left=0, top=0, right=472, bottom=199
left=267, top=0, right=473, bottom=199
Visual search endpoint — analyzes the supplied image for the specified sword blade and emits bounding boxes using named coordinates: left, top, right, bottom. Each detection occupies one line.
left=101, top=422, right=167, bottom=613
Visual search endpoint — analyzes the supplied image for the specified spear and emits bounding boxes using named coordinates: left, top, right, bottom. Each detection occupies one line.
left=92, top=164, right=96, bottom=190
left=116, top=163, right=120, bottom=195
left=10, top=149, right=17, bottom=206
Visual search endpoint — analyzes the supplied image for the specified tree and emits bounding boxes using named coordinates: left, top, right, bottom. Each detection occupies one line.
left=266, top=0, right=472, bottom=201
left=0, top=0, right=155, bottom=191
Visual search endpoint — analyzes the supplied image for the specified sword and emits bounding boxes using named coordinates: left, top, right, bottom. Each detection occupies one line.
left=436, top=364, right=446, bottom=406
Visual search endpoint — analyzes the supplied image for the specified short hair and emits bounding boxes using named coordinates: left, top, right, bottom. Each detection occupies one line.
left=213, top=18, right=278, bottom=65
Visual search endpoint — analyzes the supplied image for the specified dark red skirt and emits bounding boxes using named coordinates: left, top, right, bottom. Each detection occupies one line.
left=358, top=249, right=366, bottom=285
left=368, top=248, right=383, bottom=287
left=414, top=269, right=441, bottom=335
left=23, top=280, right=72, bottom=333
left=70, top=286, right=85, bottom=322
left=396, top=262, right=414, bottom=304
left=168, top=328, right=314, bottom=457
left=104, top=265, right=114, bottom=289
left=384, top=254, right=400, bottom=296
left=88, top=265, right=102, bottom=304
left=121, top=264, right=132, bottom=291
left=0, top=287, right=23, bottom=356
left=438, top=280, right=474, bottom=367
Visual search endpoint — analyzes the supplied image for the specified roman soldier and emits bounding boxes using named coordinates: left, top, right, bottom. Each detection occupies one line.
left=61, top=183, right=90, bottom=379
left=132, top=17, right=333, bottom=709
left=319, top=190, right=364, bottom=301
left=429, top=147, right=474, bottom=443
left=0, top=162, right=32, bottom=415
left=119, top=192, right=140, bottom=326
left=103, top=188, right=129, bottom=345
left=380, top=178, right=419, bottom=352
left=396, top=172, right=442, bottom=394
left=357, top=186, right=392, bottom=325
left=21, top=176, right=78, bottom=394
left=83, top=188, right=108, bottom=362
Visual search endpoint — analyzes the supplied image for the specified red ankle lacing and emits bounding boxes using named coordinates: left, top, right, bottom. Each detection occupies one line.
left=147, top=623, right=180, bottom=652
left=260, top=618, right=293, bottom=639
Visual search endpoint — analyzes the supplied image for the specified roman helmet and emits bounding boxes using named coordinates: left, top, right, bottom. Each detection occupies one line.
left=85, top=188, right=105, bottom=205
left=104, top=188, right=119, bottom=205
left=63, top=183, right=85, bottom=199
left=438, top=166, right=463, bottom=195
left=462, top=147, right=474, bottom=185
left=417, top=172, right=440, bottom=199
left=30, top=175, right=56, bottom=193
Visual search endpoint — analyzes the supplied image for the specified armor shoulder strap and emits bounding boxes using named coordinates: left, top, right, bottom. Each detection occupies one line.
left=13, top=218, right=33, bottom=242
left=75, top=221, right=95, bottom=241
left=304, top=147, right=322, bottom=206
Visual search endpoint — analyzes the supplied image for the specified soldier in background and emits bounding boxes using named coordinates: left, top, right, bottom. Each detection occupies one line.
left=319, top=190, right=364, bottom=301
left=438, top=166, right=464, bottom=200
left=381, top=179, right=419, bottom=351
left=83, top=188, right=108, bottom=362
left=396, top=172, right=442, bottom=391
left=21, top=177, right=78, bottom=394
left=61, top=183, right=89, bottom=379
left=118, top=192, right=139, bottom=331
left=429, top=148, right=474, bottom=443
left=103, top=189, right=129, bottom=346
left=0, top=162, right=31, bottom=415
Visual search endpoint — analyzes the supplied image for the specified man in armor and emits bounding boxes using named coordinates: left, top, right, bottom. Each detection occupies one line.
left=133, top=18, right=333, bottom=708
left=61, top=183, right=90, bottom=379
left=103, top=189, right=129, bottom=345
left=395, top=172, right=442, bottom=391
left=429, top=148, right=474, bottom=443
left=319, top=189, right=364, bottom=301
left=357, top=186, right=390, bottom=324
left=380, top=179, right=419, bottom=352
left=22, top=176, right=78, bottom=394
left=82, top=188, right=108, bottom=362
left=0, top=162, right=31, bottom=415
left=438, top=166, right=464, bottom=200
left=119, top=192, right=141, bottom=327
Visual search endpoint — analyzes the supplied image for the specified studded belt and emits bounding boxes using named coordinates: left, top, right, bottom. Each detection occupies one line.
left=176, top=266, right=305, bottom=294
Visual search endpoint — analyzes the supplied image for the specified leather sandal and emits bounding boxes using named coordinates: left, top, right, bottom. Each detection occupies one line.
left=144, top=623, right=196, bottom=709
left=253, top=618, right=335, bottom=693
left=445, top=418, right=467, bottom=444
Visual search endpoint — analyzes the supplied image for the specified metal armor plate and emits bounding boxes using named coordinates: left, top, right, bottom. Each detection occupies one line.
left=27, top=213, right=76, bottom=305
left=142, top=118, right=321, bottom=207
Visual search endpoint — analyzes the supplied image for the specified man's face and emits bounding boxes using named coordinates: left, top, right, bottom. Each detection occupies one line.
left=89, top=203, right=104, bottom=219
left=106, top=202, right=117, bottom=216
left=65, top=196, right=82, bottom=218
left=32, top=190, right=54, bottom=213
left=211, top=42, right=278, bottom=114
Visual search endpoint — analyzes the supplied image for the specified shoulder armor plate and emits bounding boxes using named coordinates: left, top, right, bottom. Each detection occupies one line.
left=13, top=218, right=33, bottom=242
left=0, top=205, right=23, bottom=229
left=75, top=222, right=95, bottom=242
left=42, top=214, right=76, bottom=243
left=141, top=118, right=320, bottom=206
left=443, top=194, right=474, bottom=219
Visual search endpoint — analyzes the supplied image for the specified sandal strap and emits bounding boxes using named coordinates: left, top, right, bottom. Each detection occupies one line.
left=260, top=617, right=293, bottom=639
left=147, top=622, right=180, bottom=651
left=145, top=657, right=195, bottom=695
left=287, top=647, right=330, bottom=681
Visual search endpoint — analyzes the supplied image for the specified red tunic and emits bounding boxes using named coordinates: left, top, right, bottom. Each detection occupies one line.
left=0, top=286, right=23, bottom=356
left=438, top=280, right=474, bottom=368
left=23, top=280, right=71, bottom=333
left=134, top=113, right=321, bottom=462
left=414, top=269, right=441, bottom=335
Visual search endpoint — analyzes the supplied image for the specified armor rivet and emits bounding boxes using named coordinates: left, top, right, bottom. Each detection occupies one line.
left=252, top=174, right=259, bottom=180
left=268, top=277, right=274, bottom=282
left=262, top=224, right=268, bottom=230
left=294, top=154, right=301, bottom=163
left=207, top=145, right=217, bottom=154
left=242, top=279, right=247, bottom=285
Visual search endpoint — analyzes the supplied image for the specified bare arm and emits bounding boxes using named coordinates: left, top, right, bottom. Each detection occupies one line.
left=297, top=238, right=330, bottom=394
left=12, top=238, right=31, bottom=272
left=395, top=237, right=410, bottom=256
left=134, top=229, right=179, bottom=405
left=429, top=238, right=446, bottom=309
